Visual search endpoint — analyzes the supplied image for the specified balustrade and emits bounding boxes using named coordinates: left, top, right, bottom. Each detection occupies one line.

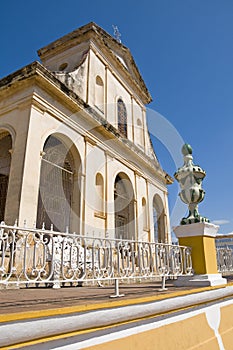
left=0, top=222, right=192, bottom=289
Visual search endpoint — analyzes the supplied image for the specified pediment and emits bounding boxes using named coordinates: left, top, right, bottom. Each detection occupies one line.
left=38, top=22, right=152, bottom=104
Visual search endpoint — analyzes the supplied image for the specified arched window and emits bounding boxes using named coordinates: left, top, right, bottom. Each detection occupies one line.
left=153, top=194, right=165, bottom=243
left=95, top=76, right=104, bottom=112
left=114, top=173, right=135, bottom=240
left=37, top=135, right=81, bottom=232
left=142, top=197, right=148, bottom=230
left=95, top=173, right=104, bottom=214
left=0, top=132, right=12, bottom=222
left=136, top=118, right=144, bottom=146
left=117, top=99, right=127, bottom=137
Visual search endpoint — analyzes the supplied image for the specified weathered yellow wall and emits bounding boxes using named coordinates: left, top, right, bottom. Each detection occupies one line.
left=219, top=303, right=233, bottom=349
left=85, top=313, right=219, bottom=350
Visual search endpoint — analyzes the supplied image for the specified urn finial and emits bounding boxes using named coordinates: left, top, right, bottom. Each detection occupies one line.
left=174, top=144, right=209, bottom=225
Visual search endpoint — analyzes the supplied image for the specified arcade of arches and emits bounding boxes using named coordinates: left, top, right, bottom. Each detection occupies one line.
left=0, top=131, right=167, bottom=242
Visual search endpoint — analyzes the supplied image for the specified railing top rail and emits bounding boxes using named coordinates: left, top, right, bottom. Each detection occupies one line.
left=216, top=234, right=233, bottom=239
left=0, top=222, right=190, bottom=249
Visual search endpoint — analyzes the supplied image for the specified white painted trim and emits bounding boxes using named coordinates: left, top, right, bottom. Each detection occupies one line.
left=55, top=297, right=232, bottom=349
left=173, top=222, right=219, bottom=238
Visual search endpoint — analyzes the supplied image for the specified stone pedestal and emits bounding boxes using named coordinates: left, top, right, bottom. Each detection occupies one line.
left=174, top=222, right=227, bottom=287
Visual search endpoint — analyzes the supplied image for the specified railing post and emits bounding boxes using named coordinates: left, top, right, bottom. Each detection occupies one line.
left=110, top=279, right=125, bottom=298
left=158, top=275, right=167, bottom=291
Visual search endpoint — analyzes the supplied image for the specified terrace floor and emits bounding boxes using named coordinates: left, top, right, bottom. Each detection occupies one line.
left=0, top=278, right=224, bottom=315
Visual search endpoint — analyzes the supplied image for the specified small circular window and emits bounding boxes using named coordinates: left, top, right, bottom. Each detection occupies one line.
left=58, top=63, right=68, bottom=71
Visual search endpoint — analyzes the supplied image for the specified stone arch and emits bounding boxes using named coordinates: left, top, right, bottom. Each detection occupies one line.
left=36, top=133, right=82, bottom=232
left=114, top=172, right=135, bottom=240
left=153, top=194, right=166, bottom=243
left=0, top=125, right=16, bottom=146
left=0, top=130, right=13, bottom=222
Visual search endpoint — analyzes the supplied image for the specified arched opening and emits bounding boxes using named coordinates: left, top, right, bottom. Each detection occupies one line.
left=114, top=173, right=135, bottom=240
left=95, top=76, right=104, bottom=112
left=117, top=98, right=127, bottom=137
left=153, top=194, right=166, bottom=243
left=36, top=134, right=81, bottom=232
left=142, top=197, right=148, bottom=230
left=95, top=173, right=104, bottom=214
left=136, top=118, right=144, bottom=146
left=0, top=132, right=12, bottom=222
left=59, top=62, right=68, bottom=71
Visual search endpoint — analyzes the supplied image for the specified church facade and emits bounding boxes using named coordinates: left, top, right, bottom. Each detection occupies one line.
left=0, top=23, right=172, bottom=243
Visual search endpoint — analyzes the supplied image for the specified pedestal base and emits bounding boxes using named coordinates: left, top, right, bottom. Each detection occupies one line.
left=174, top=274, right=227, bottom=287
left=174, top=222, right=220, bottom=275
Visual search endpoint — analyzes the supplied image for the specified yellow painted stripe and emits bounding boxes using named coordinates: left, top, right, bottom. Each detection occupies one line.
left=0, top=283, right=229, bottom=323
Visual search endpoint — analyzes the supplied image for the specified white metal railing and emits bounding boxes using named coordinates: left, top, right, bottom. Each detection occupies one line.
left=0, top=222, right=192, bottom=292
left=216, top=246, right=233, bottom=274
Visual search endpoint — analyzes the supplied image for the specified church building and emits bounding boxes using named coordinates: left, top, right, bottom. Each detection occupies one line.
left=0, top=22, right=172, bottom=243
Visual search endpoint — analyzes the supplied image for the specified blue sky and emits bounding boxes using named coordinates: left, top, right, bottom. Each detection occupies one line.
left=1, top=1, right=233, bottom=233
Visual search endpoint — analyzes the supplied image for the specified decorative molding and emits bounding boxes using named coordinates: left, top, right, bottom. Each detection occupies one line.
left=84, top=135, right=97, bottom=146
left=104, top=150, right=114, bottom=160
left=31, top=99, right=47, bottom=114
left=173, top=222, right=219, bottom=238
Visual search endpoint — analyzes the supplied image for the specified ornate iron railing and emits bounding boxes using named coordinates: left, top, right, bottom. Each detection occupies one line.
left=216, top=246, right=233, bottom=274
left=0, top=222, right=192, bottom=290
